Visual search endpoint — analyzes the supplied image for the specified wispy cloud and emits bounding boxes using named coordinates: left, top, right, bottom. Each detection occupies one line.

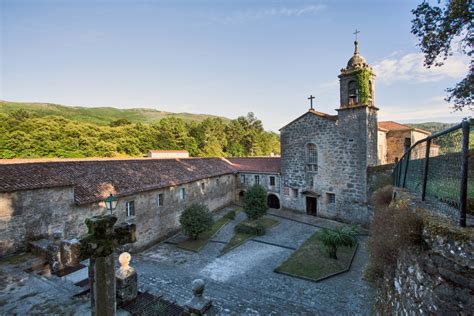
left=373, top=52, right=470, bottom=84
left=379, top=96, right=472, bottom=122
left=216, top=5, right=326, bottom=24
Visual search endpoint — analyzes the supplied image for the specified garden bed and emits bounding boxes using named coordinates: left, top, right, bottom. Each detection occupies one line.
left=220, top=217, right=279, bottom=254
left=177, top=216, right=231, bottom=252
left=274, top=232, right=358, bottom=282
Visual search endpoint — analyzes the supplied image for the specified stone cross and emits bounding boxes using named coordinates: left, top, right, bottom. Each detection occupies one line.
left=308, top=95, right=315, bottom=110
left=61, top=214, right=136, bottom=316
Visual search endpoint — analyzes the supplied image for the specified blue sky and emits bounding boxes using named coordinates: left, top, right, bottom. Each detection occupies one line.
left=1, top=0, right=471, bottom=131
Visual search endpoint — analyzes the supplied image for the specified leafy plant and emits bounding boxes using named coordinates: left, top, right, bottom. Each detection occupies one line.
left=179, top=203, right=214, bottom=240
left=243, top=185, right=268, bottom=220
left=223, top=210, right=236, bottom=220
left=355, top=68, right=372, bottom=105
left=317, top=226, right=358, bottom=260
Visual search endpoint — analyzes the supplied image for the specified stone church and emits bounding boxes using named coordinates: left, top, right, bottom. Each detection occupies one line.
left=1, top=40, right=394, bottom=256
left=279, top=39, right=377, bottom=225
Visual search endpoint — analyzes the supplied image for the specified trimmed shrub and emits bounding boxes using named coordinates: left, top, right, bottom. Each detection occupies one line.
left=235, top=221, right=266, bottom=236
left=179, top=203, right=214, bottom=240
left=223, top=210, right=236, bottom=220
left=317, top=226, right=358, bottom=260
left=243, top=185, right=268, bottom=220
left=366, top=198, right=423, bottom=282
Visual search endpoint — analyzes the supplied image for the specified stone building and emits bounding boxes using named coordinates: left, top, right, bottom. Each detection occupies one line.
left=1, top=40, right=416, bottom=256
left=147, top=150, right=189, bottom=158
left=279, top=40, right=377, bottom=225
left=377, top=121, right=439, bottom=164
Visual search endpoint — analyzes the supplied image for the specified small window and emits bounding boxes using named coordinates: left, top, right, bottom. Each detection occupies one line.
left=255, top=175, right=260, bottom=185
left=157, top=194, right=164, bottom=207
left=216, top=178, right=220, bottom=185
left=327, top=193, right=335, bottom=204
left=201, top=182, right=205, bottom=190
left=309, top=177, right=314, bottom=188
left=179, top=188, right=185, bottom=201
left=240, top=174, right=246, bottom=184
left=126, top=201, right=135, bottom=217
left=269, top=176, right=275, bottom=186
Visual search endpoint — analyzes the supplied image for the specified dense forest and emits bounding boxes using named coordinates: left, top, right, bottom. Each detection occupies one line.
left=0, top=110, right=280, bottom=158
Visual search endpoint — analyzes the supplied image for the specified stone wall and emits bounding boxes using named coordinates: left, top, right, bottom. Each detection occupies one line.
left=386, top=130, right=411, bottom=164
left=375, top=189, right=474, bottom=313
left=280, top=109, right=373, bottom=226
left=0, top=174, right=236, bottom=256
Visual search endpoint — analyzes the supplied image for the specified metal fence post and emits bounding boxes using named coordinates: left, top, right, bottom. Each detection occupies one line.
left=421, top=139, right=431, bottom=201
left=459, top=120, right=470, bottom=227
left=403, top=149, right=411, bottom=188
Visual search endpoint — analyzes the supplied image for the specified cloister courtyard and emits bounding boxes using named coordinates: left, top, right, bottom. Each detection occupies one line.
left=0, top=205, right=374, bottom=315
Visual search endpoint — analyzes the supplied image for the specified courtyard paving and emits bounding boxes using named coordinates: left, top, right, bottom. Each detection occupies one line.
left=134, top=206, right=375, bottom=315
left=0, top=205, right=374, bottom=315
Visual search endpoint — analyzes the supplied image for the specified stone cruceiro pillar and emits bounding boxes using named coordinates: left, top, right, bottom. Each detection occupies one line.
left=60, top=214, right=136, bottom=316
left=115, top=252, right=138, bottom=304
left=185, top=279, right=212, bottom=315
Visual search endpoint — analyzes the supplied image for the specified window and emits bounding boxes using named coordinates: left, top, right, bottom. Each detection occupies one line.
left=157, top=194, right=164, bottom=207
left=269, top=176, right=275, bottom=186
left=255, top=175, right=260, bottom=185
left=240, top=174, right=246, bottom=184
left=327, top=193, right=335, bottom=204
left=309, top=177, right=314, bottom=188
left=290, top=188, right=298, bottom=198
left=404, top=137, right=411, bottom=153
left=216, top=178, right=220, bottom=185
left=201, top=182, right=205, bottom=190
left=348, top=80, right=358, bottom=105
left=307, top=143, right=318, bottom=173
left=179, top=188, right=185, bottom=201
left=126, top=201, right=135, bottom=217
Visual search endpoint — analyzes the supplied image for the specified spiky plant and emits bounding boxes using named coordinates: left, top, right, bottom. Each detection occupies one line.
left=317, top=226, right=358, bottom=260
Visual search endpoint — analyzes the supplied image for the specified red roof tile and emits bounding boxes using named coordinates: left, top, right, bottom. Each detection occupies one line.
left=0, top=158, right=236, bottom=205
left=378, top=121, right=413, bottom=131
left=226, top=157, right=281, bottom=173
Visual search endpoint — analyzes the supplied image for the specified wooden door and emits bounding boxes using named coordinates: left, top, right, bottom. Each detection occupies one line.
left=306, top=197, right=317, bottom=216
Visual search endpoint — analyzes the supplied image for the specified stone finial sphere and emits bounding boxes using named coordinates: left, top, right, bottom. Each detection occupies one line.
left=192, top=279, right=205, bottom=296
left=119, top=252, right=131, bottom=268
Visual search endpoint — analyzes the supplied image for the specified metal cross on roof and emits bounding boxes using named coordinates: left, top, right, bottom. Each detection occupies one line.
left=353, top=29, right=360, bottom=41
left=308, top=95, right=315, bottom=110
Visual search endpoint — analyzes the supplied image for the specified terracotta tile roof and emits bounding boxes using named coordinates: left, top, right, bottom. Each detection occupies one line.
left=378, top=121, right=431, bottom=135
left=378, top=121, right=412, bottom=131
left=226, top=157, right=281, bottom=173
left=0, top=158, right=237, bottom=205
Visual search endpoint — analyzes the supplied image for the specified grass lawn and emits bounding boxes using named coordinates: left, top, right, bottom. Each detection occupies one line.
left=275, top=231, right=357, bottom=282
left=220, top=217, right=279, bottom=254
left=177, top=216, right=231, bottom=252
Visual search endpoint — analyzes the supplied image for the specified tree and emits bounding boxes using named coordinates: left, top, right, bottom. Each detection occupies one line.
left=109, top=118, right=132, bottom=127
left=411, top=0, right=473, bottom=111
left=179, top=203, right=214, bottom=240
left=243, top=185, right=268, bottom=220
left=317, top=226, right=358, bottom=260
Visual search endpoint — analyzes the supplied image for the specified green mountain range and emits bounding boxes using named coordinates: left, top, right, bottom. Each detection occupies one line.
left=0, top=100, right=230, bottom=125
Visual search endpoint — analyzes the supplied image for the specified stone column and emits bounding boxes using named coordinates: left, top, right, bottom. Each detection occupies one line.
left=94, top=254, right=116, bottom=316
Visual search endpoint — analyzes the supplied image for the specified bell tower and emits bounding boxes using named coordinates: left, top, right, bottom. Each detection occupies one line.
left=337, top=36, right=378, bottom=167
left=338, top=40, right=376, bottom=108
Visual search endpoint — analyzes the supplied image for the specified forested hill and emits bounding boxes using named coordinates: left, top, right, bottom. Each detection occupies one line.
left=0, top=100, right=230, bottom=125
left=407, top=122, right=457, bottom=134
left=0, top=102, right=279, bottom=159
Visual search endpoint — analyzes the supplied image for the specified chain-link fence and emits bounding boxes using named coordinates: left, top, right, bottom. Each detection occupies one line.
left=393, top=119, right=472, bottom=227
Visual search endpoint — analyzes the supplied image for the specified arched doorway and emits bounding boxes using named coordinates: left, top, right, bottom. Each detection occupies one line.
left=238, top=191, right=245, bottom=204
left=267, top=194, right=280, bottom=209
